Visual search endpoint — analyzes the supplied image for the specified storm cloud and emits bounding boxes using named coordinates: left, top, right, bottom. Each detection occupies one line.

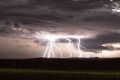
left=81, top=32, right=120, bottom=49
left=0, top=0, right=120, bottom=50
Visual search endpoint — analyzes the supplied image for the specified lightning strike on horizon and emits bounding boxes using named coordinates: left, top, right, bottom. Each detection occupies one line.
left=35, top=32, right=84, bottom=58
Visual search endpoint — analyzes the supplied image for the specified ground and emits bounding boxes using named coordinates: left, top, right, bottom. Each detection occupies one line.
left=0, top=58, right=120, bottom=80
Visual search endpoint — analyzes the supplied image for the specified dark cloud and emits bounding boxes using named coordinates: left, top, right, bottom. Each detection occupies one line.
left=81, top=32, right=120, bottom=49
left=0, top=0, right=112, bottom=23
left=0, top=0, right=120, bottom=50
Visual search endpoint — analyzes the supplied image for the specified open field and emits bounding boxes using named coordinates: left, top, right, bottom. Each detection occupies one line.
left=0, top=68, right=120, bottom=80
left=0, top=58, right=120, bottom=80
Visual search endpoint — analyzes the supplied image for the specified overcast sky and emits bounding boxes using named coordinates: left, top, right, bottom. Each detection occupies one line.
left=0, top=0, right=120, bottom=58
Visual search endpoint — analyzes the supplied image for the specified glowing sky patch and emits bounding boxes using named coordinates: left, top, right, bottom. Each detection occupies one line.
left=109, top=1, right=120, bottom=14
left=35, top=32, right=82, bottom=58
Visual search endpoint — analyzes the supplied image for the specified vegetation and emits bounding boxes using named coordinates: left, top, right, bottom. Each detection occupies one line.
left=0, top=68, right=120, bottom=80
left=0, top=58, right=120, bottom=80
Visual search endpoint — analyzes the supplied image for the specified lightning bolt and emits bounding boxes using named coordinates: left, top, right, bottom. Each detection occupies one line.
left=35, top=32, right=84, bottom=58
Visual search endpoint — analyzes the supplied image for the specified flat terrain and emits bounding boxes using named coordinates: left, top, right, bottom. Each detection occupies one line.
left=0, top=58, right=120, bottom=80
left=1, top=68, right=120, bottom=80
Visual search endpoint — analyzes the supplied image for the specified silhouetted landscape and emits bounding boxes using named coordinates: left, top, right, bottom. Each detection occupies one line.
left=0, top=58, right=120, bottom=71
left=0, top=58, right=120, bottom=80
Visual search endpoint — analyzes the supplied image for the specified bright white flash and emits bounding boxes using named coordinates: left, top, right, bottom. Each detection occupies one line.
left=35, top=32, right=83, bottom=58
left=110, top=2, right=120, bottom=14
left=104, top=1, right=120, bottom=14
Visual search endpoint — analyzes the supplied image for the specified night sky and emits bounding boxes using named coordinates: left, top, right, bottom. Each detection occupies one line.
left=0, top=0, right=120, bottom=58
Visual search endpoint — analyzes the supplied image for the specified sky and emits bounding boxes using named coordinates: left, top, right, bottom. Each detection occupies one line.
left=0, top=0, right=120, bottom=58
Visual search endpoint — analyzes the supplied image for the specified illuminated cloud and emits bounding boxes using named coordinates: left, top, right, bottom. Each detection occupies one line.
left=0, top=0, right=119, bottom=58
